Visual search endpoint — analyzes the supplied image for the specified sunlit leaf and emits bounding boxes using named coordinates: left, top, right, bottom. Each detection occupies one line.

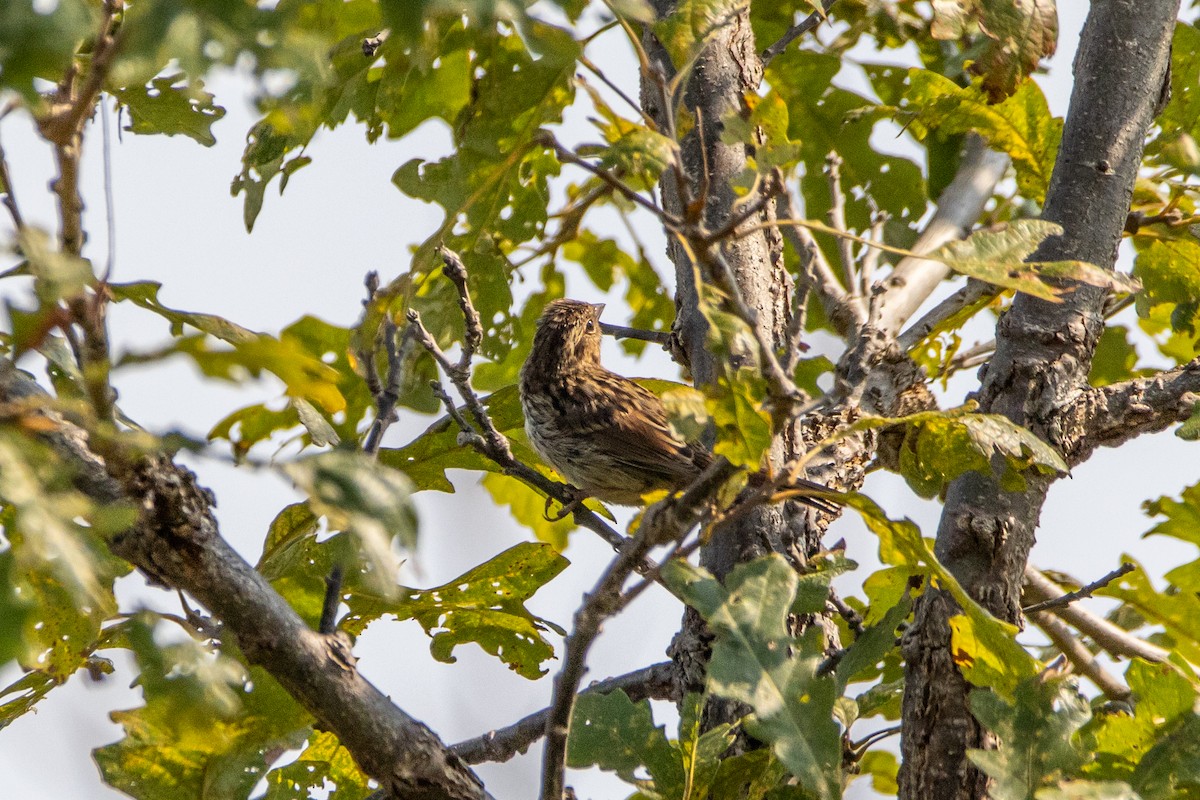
left=342, top=543, right=567, bottom=679
left=113, top=74, right=226, bottom=146
left=967, top=675, right=1090, bottom=800
left=665, top=556, right=842, bottom=799
left=282, top=451, right=416, bottom=598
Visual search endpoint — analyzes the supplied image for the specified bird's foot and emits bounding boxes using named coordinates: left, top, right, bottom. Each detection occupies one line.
left=543, top=486, right=586, bottom=522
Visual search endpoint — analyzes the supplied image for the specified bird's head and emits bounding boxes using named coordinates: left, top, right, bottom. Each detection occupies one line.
left=528, top=298, right=605, bottom=372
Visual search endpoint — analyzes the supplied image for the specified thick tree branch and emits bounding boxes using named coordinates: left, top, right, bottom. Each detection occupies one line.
left=0, top=362, right=487, bottom=800
left=451, top=662, right=678, bottom=765
left=900, top=4, right=1179, bottom=796
left=877, top=137, right=1010, bottom=339
left=1066, top=358, right=1200, bottom=464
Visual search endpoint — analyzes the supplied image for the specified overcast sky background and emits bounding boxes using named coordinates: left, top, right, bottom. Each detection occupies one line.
left=2, top=4, right=1198, bottom=799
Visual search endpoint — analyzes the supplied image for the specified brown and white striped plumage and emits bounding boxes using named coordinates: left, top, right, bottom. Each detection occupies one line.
left=519, top=299, right=832, bottom=510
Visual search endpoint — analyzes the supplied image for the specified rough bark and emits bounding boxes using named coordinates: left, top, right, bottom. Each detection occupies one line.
left=0, top=362, right=488, bottom=800
left=899, top=3, right=1180, bottom=798
left=639, top=3, right=838, bottom=720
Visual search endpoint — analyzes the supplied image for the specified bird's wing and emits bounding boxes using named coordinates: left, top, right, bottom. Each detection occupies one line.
left=574, top=372, right=709, bottom=483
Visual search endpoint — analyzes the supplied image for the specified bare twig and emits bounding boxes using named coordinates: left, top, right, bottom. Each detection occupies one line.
left=1022, top=563, right=1135, bottom=614
left=896, top=278, right=997, bottom=351
left=760, top=0, right=837, bottom=66
left=825, top=154, right=858, bottom=301
left=35, top=0, right=127, bottom=430
left=544, top=135, right=683, bottom=230
left=0, top=124, right=25, bottom=231
left=1022, top=567, right=1168, bottom=663
left=599, top=322, right=672, bottom=345
left=451, top=662, right=678, bottom=764
left=778, top=189, right=861, bottom=334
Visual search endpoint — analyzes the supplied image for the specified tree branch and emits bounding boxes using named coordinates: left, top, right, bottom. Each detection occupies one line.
left=876, top=137, right=1010, bottom=339
left=1022, top=567, right=1169, bottom=664
left=450, top=662, right=678, bottom=765
left=900, top=3, right=1178, bottom=797
left=1021, top=563, right=1134, bottom=614
left=1028, top=611, right=1130, bottom=701
left=0, top=361, right=488, bottom=800
left=1066, top=357, right=1200, bottom=465
left=760, top=0, right=836, bottom=66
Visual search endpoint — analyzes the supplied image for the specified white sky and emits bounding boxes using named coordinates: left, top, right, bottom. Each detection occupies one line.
left=2, top=4, right=1197, bottom=800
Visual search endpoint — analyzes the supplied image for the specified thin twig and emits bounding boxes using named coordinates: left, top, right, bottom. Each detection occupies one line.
left=451, top=662, right=678, bottom=765
left=599, top=322, right=671, bottom=345
left=1022, top=563, right=1135, bottom=614
left=1022, top=567, right=1168, bottom=663
left=544, top=135, right=683, bottom=230
left=760, top=0, right=837, bottom=66
left=778, top=189, right=862, bottom=335
left=828, top=587, right=865, bottom=637
left=0, top=124, right=25, bottom=231
left=700, top=169, right=784, bottom=244
left=578, top=59, right=657, bottom=128
left=896, top=278, right=997, bottom=351
left=825, top=154, right=858, bottom=301
left=100, top=96, right=116, bottom=282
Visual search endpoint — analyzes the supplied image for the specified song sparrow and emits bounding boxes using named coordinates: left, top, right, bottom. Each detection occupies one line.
left=519, top=298, right=833, bottom=511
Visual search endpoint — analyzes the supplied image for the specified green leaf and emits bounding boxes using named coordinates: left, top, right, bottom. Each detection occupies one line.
left=857, top=405, right=1068, bottom=498
left=1098, top=557, right=1200, bottom=665
left=875, top=68, right=1061, bottom=202
left=1133, top=239, right=1200, bottom=335
left=568, top=689, right=679, bottom=785
left=95, top=615, right=311, bottom=800
left=856, top=750, right=900, bottom=796
left=262, top=730, right=372, bottom=800
left=653, top=0, right=742, bottom=72
left=1129, top=713, right=1200, bottom=800
left=1036, top=781, right=1141, bottom=800
left=968, top=676, right=1091, bottom=800
left=113, top=74, right=226, bottom=146
left=480, top=473, right=576, bottom=550
left=18, top=227, right=93, bottom=304
left=282, top=451, right=416, bottom=598
left=665, top=556, right=843, bottom=799
left=568, top=691, right=735, bottom=800
left=1147, top=23, right=1200, bottom=175
left=834, top=593, right=911, bottom=690
left=927, top=220, right=1140, bottom=303
left=0, top=431, right=132, bottom=688
left=0, top=0, right=97, bottom=102
left=771, top=49, right=926, bottom=232
left=342, top=543, right=568, bottom=679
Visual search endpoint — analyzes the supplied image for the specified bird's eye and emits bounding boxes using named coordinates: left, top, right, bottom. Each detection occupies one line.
left=585, top=319, right=595, bottom=332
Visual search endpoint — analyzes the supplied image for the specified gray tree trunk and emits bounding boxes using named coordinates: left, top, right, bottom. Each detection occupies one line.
left=898, top=2, right=1179, bottom=797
